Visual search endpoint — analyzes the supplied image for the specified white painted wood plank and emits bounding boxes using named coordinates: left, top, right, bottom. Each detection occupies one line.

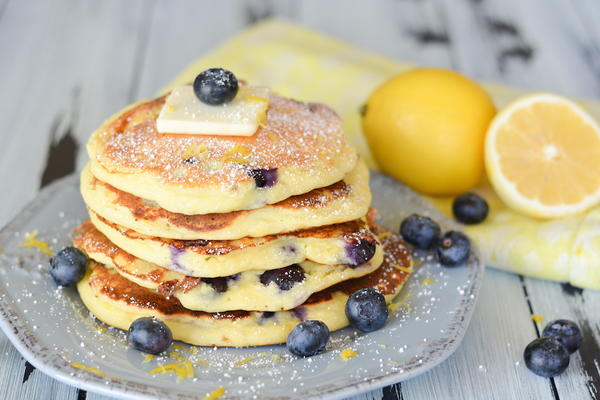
left=440, top=0, right=600, bottom=98
left=294, top=0, right=455, bottom=70
left=0, top=336, right=79, bottom=400
left=401, top=270, right=554, bottom=400
left=0, top=0, right=146, bottom=227
left=135, top=0, right=243, bottom=98
left=523, top=278, right=600, bottom=400
left=0, top=0, right=148, bottom=399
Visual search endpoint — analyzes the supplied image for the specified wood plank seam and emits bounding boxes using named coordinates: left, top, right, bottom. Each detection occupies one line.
left=519, top=275, right=561, bottom=400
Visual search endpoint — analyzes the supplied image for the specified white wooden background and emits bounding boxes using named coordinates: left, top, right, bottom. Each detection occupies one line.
left=1, top=1, right=599, bottom=399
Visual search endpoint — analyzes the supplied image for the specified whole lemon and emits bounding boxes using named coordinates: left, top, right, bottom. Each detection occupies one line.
left=362, top=68, right=496, bottom=195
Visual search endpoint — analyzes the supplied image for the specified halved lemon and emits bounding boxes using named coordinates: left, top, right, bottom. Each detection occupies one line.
left=485, top=93, right=600, bottom=218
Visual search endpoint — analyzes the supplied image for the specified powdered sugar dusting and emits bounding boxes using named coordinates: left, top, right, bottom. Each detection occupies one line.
left=94, top=95, right=352, bottom=186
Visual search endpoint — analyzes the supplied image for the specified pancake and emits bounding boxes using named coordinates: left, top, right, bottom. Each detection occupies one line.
left=89, top=210, right=380, bottom=278
left=74, top=221, right=384, bottom=312
left=81, top=160, right=370, bottom=241
left=87, top=95, right=358, bottom=215
left=77, top=227, right=412, bottom=347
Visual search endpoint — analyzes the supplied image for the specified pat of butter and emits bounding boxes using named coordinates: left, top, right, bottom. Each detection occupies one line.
left=156, top=85, right=270, bottom=136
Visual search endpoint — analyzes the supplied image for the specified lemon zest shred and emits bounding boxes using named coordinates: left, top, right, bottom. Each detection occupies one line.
left=244, top=93, right=269, bottom=104
left=195, top=359, right=210, bottom=365
left=95, top=325, right=107, bottom=334
left=147, top=361, right=194, bottom=381
left=188, top=346, right=199, bottom=355
left=202, top=387, right=225, bottom=400
left=166, top=102, right=175, bottom=113
left=0, top=247, right=3, bottom=254
left=340, top=348, right=358, bottom=361
left=172, top=344, right=186, bottom=351
left=224, top=144, right=251, bottom=164
left=531, top=314, right=544, bottom=324
left=392, top=264, right=413, bottom=274
left=182, top=144, right=207, bottom=161
left=142, top=354, right=154, bottom=364
left=234, top=356, right=253, bottom=366
left=377, top=232, right=391, bottom=240
left=379, top=344, right=387, bottom=349
left=70, top=362, right=105, bottom=377
left=422, top=279, right=436, bottom=287
left=19, top=231, right=53, bottom=255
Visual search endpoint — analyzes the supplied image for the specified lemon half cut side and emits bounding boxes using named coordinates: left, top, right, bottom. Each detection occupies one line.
left=485, top=93, right=600, bottom=218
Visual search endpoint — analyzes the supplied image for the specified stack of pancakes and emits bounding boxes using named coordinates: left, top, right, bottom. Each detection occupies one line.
left=75, top=93, right=412, bottom=347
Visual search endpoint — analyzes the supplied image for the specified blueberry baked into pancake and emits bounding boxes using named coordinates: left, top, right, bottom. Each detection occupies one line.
left=50, top=68, right=414, bottom=354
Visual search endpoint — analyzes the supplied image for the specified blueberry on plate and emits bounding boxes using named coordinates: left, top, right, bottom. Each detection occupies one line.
left=542, top=319, right=583, bottom=354
left=345, top=288, right=388, bottom=332
left=524, top=337, right=570, bottom=377
left=193, top=68, right=238, bottom=105
left=286, top=320, right=330, bottom=357
left=452, top=192, right=489, bottom=224
left=436, top=231, right=470, bottom=266
left=400, top=214, right=441, bottom=250
left=128, top=317, right=173, bottom=355
left=49, top=246, right=87, bottom=286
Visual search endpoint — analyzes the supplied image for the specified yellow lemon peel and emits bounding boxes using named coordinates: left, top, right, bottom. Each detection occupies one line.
left=392, top=264, right=413, bottom=274
left=182, top=144, right=207, bottom=161
left=70, top=362, right=105, bottom=377
left=202, top=387, right=225, bottom=400
left=340, top=349, right=358, bottom=361
left=422, top=279, right=436, bottom=287
left=142, top=354, right=154, bottom=364
left=531, top=314, right=544, bottom=324
left=19, top=231, right=53, bottom=255
left=224, top=144, right=251, bottom=164
left=234, top=356, right=253, bottom=366
left=148, top=361, right=194, bottom=382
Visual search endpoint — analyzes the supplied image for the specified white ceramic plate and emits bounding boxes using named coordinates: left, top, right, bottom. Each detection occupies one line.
left=0, top=172, right=483, bottom=400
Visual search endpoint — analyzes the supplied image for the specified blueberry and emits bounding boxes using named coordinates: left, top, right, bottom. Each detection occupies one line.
left=128, top=317, right=173, bottom=355
left=193, top=68, right=238, bottom=105
left=400, top=214, right=441, bottom=250
left=453, top=192, right=489, bottom=224
left=248, top=168, right=278, bottom=188
left=524, top=337, right=570, bottom=377
left=542, top=319, right=583, bottom=354
left=201, top=277, right=229, bottom=293
left=345, top=238, right=377, bottom=266
left=436, top=231, right=470, bottom=266
left=345, top=288, right=388, bottom=332
left=49, top=246, right=87, bottom=286
left=260, top=264, right=305, bottom=290
left=286, top=320, right=330, bottom=357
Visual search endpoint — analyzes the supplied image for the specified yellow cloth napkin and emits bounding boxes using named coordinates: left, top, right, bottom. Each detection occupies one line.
left=164, top=19, right=600, bottom=289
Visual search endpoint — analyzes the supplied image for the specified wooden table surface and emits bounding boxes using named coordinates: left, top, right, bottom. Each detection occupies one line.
left=1, top=1, right=600, bottom=399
